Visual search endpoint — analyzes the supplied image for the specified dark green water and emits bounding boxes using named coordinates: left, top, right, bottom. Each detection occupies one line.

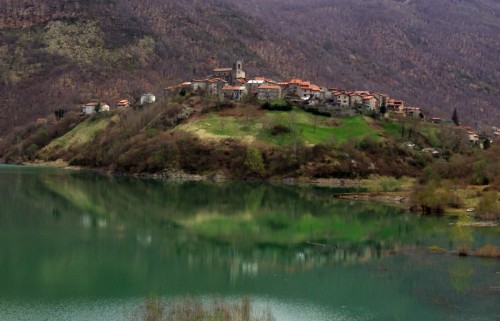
left=0, top=165, right=498, bottom=321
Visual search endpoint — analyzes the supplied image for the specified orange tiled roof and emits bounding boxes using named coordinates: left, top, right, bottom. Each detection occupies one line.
left=289, top=79, right=302, bottom=85
left=258, top=85, right=281, bottom=90
left=208, top=78, right=227, bottom=83
left=222, top=85, right=245, bottom=91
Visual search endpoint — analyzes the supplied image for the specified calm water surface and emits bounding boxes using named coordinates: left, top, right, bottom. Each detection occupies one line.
left=0, top=165, right=498, bottom=321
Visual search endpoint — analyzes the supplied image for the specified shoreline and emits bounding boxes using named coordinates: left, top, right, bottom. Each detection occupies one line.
left=18, top=160, right=368, bottom=188
left=7, top=161, right=500, bottom=219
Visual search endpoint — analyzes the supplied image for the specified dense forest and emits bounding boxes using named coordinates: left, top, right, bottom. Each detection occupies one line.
left=0, top=0, right=499, bottom=133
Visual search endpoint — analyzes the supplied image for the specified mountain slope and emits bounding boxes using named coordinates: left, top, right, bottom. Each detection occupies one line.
left=0, top=0, right=499, bottom=133
left=236, top=0, right=500, bottom=125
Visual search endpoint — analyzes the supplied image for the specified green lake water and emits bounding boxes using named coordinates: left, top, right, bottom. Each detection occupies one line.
left=0, top=165, right=498, bottom=320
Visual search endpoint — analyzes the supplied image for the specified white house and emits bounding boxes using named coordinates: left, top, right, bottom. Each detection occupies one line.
left=140, top=93, right=156, bottom=105
left=246, top=78, right=267, bottom=96
left=82, top=102, right=110, bottom=115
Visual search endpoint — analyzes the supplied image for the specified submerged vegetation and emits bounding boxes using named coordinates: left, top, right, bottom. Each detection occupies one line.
left=128, top=297, right=275, bottom=321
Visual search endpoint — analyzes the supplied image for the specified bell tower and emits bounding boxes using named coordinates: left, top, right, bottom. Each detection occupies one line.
left=232, top=60, right=246, bottom=81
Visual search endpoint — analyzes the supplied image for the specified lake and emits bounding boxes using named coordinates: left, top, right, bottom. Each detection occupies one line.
left=0, top=165, right=498, bottom=321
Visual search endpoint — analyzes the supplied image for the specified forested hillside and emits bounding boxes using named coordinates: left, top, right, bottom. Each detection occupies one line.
left=0, top=0, right=498, bottom=133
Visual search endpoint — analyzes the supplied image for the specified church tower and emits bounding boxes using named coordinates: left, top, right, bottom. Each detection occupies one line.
left=232, top=60, right=246, bottom=81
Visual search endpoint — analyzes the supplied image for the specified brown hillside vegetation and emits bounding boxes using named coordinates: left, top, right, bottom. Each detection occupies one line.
left=0, top=0, right=499, bottom=133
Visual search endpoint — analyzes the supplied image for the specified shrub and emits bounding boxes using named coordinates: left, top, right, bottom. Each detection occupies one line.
left=411, top=181, right=462, bottom=214
left=475, top=244, right=500, bottom=258
left=270, top=124, right=290, bottom=136
left=243, top=147, right=266, bottom=178
left=366, top=176, right=403, bottom=192
left=261, top=99, right=292, bottom=111
left=477, top=191, right=500, bottom=219
left=26, top=143, right=39, bottom=160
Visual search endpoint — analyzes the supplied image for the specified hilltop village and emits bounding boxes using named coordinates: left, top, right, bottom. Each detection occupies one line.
left=76, top=60, right=498, bottom=146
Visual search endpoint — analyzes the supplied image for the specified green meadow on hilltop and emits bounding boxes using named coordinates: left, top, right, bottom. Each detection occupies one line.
left=177, top=108, right=385, bottom=146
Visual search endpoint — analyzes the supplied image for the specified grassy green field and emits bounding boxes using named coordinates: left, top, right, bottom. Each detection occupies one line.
left=380, top=120, right=402, bottom=138
left=40, top=114, right=114, bottom=154
left=178, top=108, right=382, bottom=146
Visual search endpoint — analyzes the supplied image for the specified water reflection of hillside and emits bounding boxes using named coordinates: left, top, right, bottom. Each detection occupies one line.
left=0, top=167, right=450, bottom=248
left=1, top=167, right=498, bottom=320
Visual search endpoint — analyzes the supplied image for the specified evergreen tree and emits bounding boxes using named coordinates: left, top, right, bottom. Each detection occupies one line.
left=452, top=108, right=460, bottom=126
left=483, top=138, right=491, bottom=150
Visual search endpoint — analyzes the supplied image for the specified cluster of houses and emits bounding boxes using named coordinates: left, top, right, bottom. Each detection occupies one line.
left=80, top=93, right=156, bottom=115
left=75, top=60, right=498, bottom=147
left=163, top=60, right=426, bottom=119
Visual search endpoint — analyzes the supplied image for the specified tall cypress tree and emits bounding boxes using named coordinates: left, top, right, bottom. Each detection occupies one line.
left=452, top=108, right=460, bottom=126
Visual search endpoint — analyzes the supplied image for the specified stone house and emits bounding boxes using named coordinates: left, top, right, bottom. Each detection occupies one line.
left=404, top=106, right=421, bottom=118
left=309, top=85, right=321, bottom=99
left=286, top=79, right=303, bottom=96
left=246, top=78, right=267, bottom=97
left=333, top=91, right=350, bottom=108
left=257, top=85, right=282, bottom=101
left=296, top=82, right=321, bottom=99
left=349, top=93, right=364, bottom=107
left=164, top=82, right=192, bottom=97
left=373, top=93, right=389, bottom=109
left=387, top=99, right=404, bottom=111
left=207, top=78, right=227, bottom=96
left=191, top=79, right=208, bottom=92
left=220, top=85, right=247, bottom=101
left=362, top=95, right=379, bottom=111
left=298, top=83, right=312, bottom=98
